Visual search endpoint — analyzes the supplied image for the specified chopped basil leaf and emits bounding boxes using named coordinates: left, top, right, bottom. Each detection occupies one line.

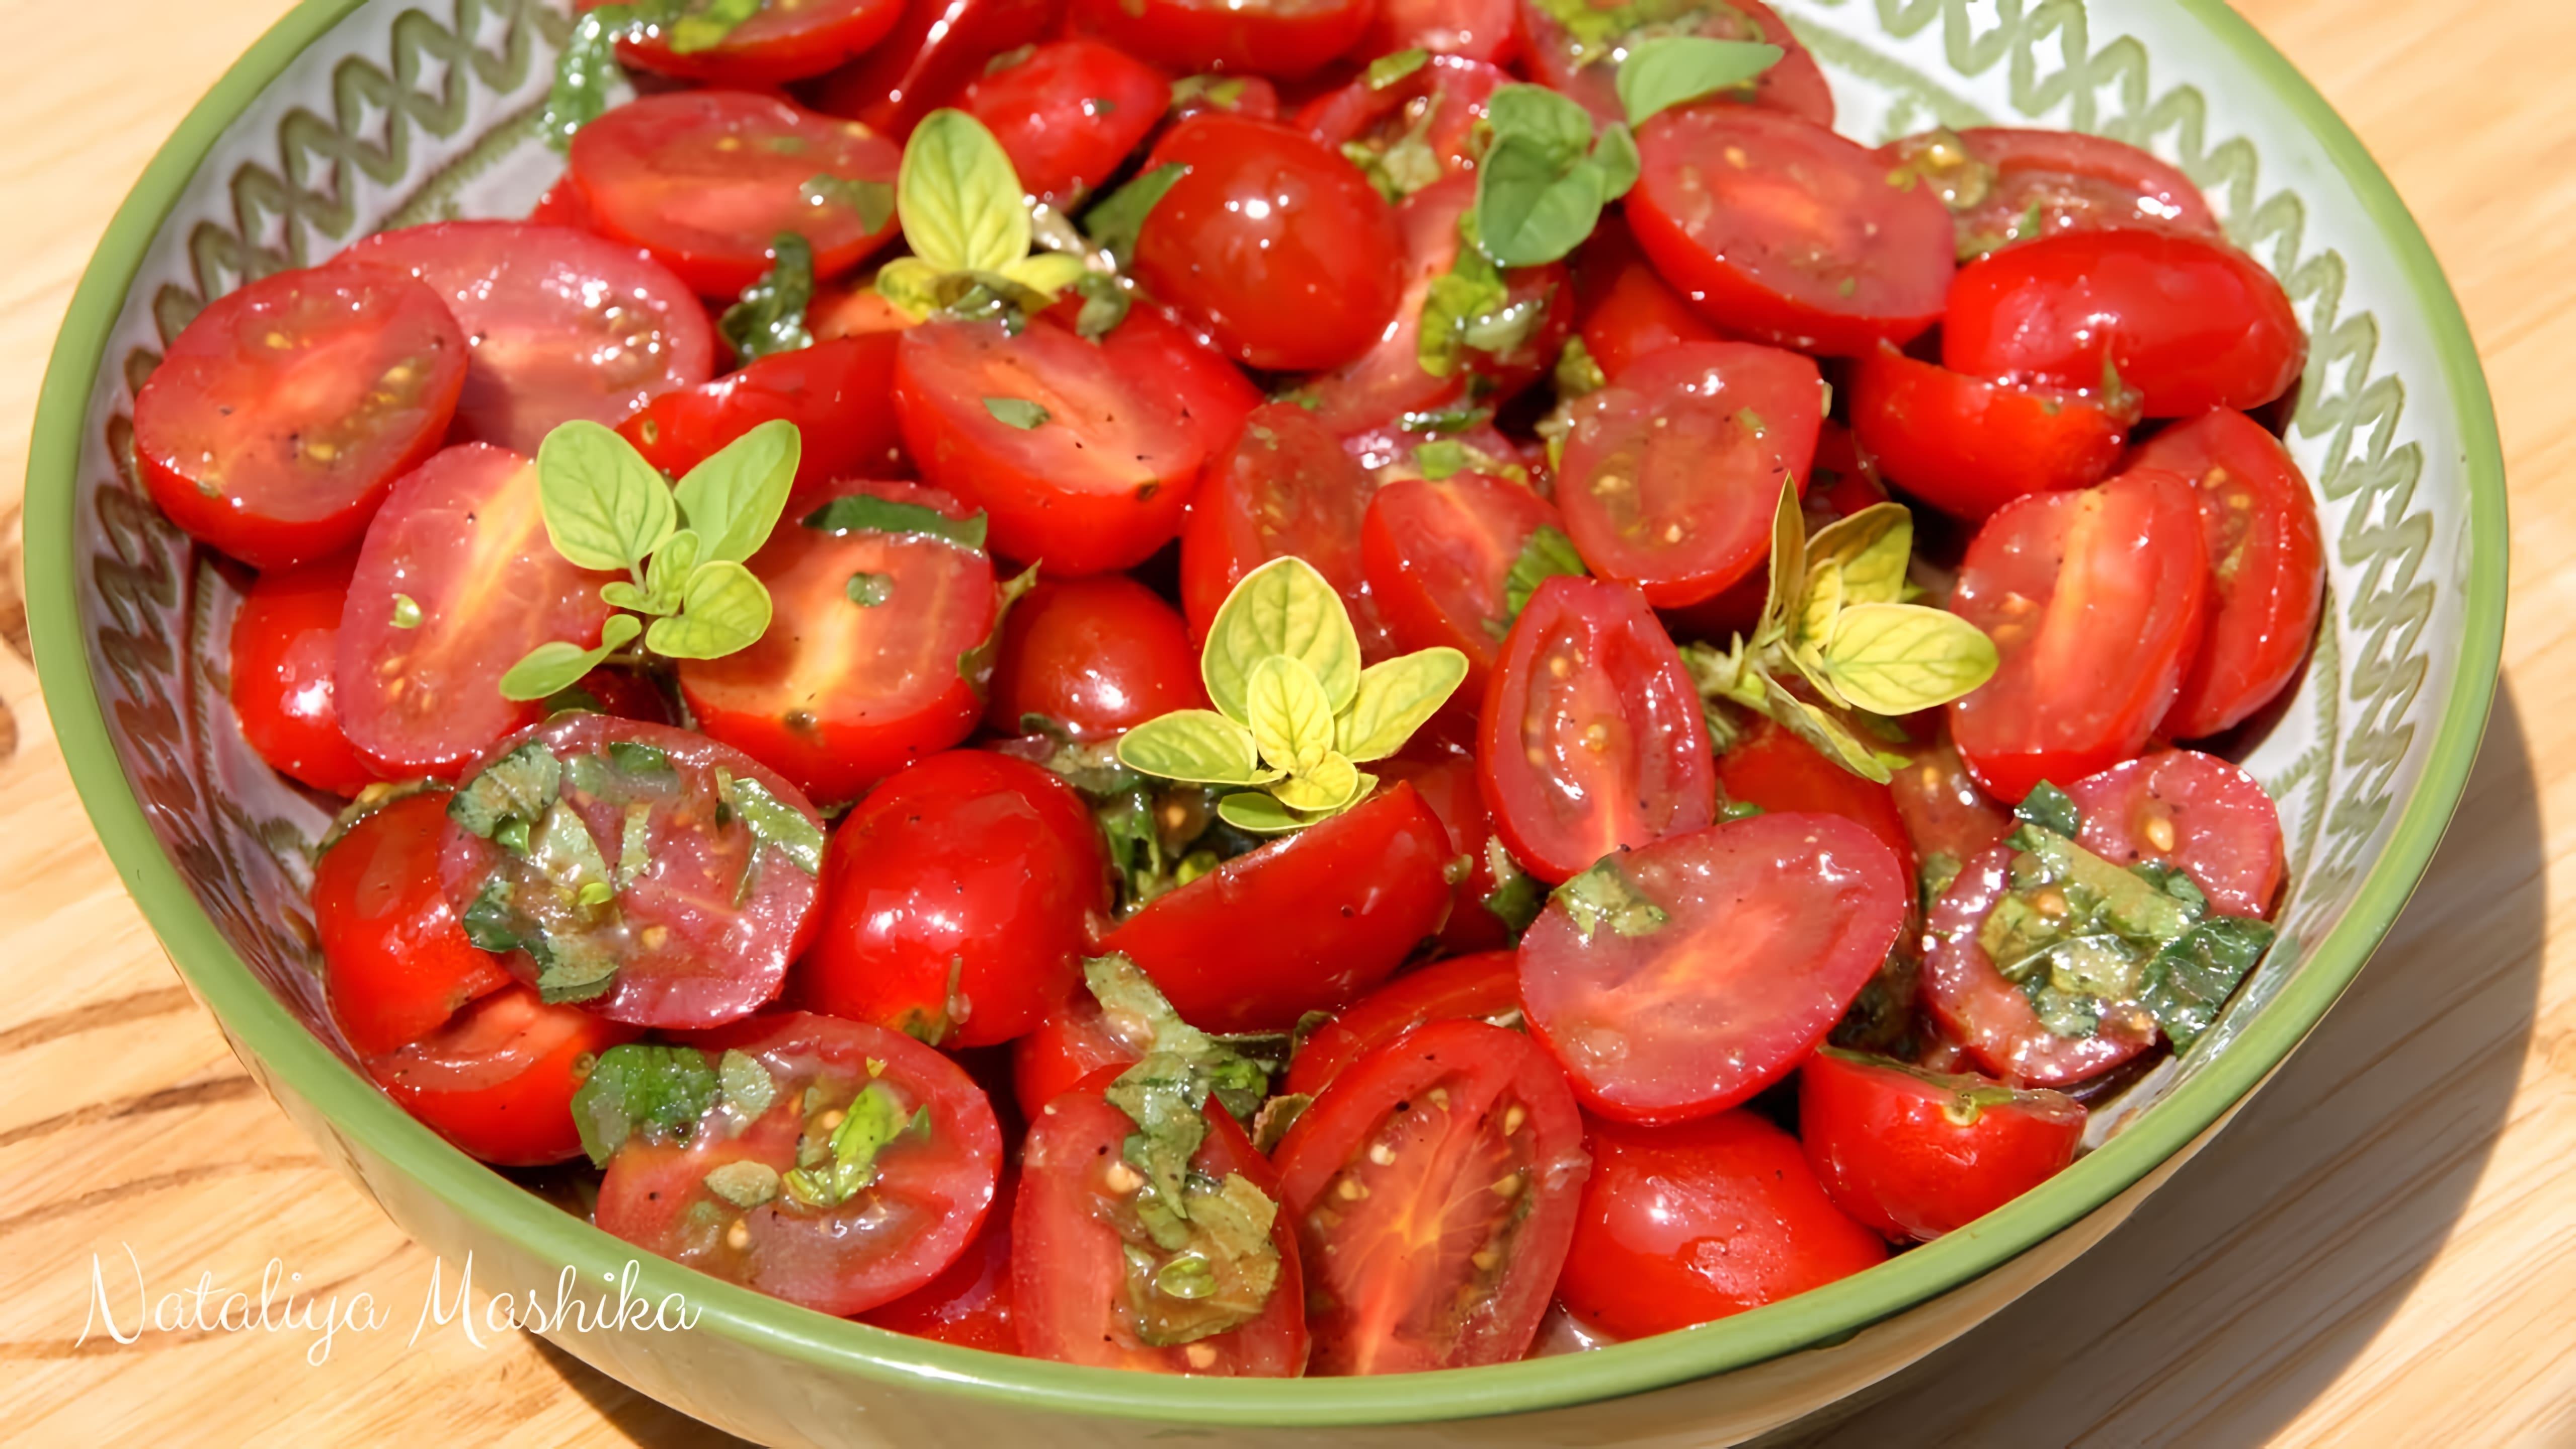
left=572, top=1042, right=719, bottom=1166
left=718, top=1049, right=777, bottom=1123
left=1503, top=524, right=1589, bottom=624
left=717, top=768, right=825, bottom=874
left=608, top=740, right=672, bottom=775
left=1072, top=271, right=1132, bottom=340
left=540, top=4, right=633, bottom=150
left=1554, top=335, right=1607, bottom=399
left=843, top=571, right=894, bottom=607
left=614, top=802, right=652, bottom=888
left=1082, top=162, right=1186, bottom=270
left=447, top=742, right=565, bottom=846
left=1367, top=47, right=1429, bottom=89
left=527, top=801, right=615, bottom=899
left=459, top=878, right=535, bottom=955
left=1419, top=217, right=1544, bottom=379
left=718, top=232, right=817, bottom=363
left=1088, top=954, right=1273, bottom=1126
left=1400, top=404, right=1490, bottom=435
left=801, top=494, right=991, bottom=551
left=703, top=1160, right=780, bottom=1209
left=781, top=1082, right=926, bottom=1208
left=1250, top=1094, right=1311, bottom=1155
left=1720, top=799, right=1765, bottom=821
left=1169, top=75, right=1247, bottom=113
left=534, top=933, right=621, bottom=1004
left=1919, top=850, right=1964, bottom=916
left=1481, top=836, right=1547, bottom=936
left=1553, top=853, right=1668, bottom=943
left=799, top=173, right=895, bottom=234
left=2015, top=780, right=2084, bottom=838
left=983, top=396, right=1051, bottom=430
left=2140, top=916, right=2275, bottom=1051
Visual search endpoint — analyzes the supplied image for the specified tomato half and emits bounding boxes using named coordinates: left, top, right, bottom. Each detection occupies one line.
left=1101, top=782, right=1455, bottom=1032
left=1477, top=576, right=1715, bottom=882
left=1180, top=400, right=1397, bottom=660
left=1132, top=115, right=1407, bottom=371
left=1888, top=735, right=2013, bottom=884
left=1518, top=0, right=1831, bottom=129
left=679, top=480, right=996, bottom=806
left=858, top=1166, right=1020, bottom=1352
left=336, top=444, right=617, bottom=777
left=2064, top=749, right=2285, bottom=919
left=228, top=552, right=381, bottom=796
left=314, top=790, right=514, bottom=1061
left=1798, top=1046, right=2086, bottom=1242
left=1284, top=949, right=1520, bottom=1099
left=1273, top=1019, right=1588, bottom=1374
left=1577, top=252, right=1720, bottom=383
left=1848, top=343, right=2133, bottom=521
left=1377, top=752, right=1512, bottom=952
left=809, top=0, right=1061, bottom=139
left=1921, top=844, right=2158, bottom=1084
left=1891, top=127, right=2220, bottom=257
left=1555, top=341, right=1823, bottom=607
left=1556, top=1109, right=1886, bottom=1338
left=1169, top=73, right=1283, bottom=125
left=1296, top=57, right=1510, bottom=201
left=619, top=334, right=904, bottom=513
left=1945, top=468, right=2210, bottom=803
left=1943, top=230, right=2306, bottom=418
left=984, top=574, right=1210, bottom=739
left=595, top=0, right=906, bottom=86
left=1517, top=813, right=1907, bottom=1122
left=1359, top=0, right=1516, bottom=62
left=2129, top=409, right=2326, bottom=738
left=1067, top=0, right=1373, bottom=78
left=1361, top=468, right=1564, bottom=700
left=594, top=1013, right=1002, bottom=1316
left=1627, top=106, right=1954, bottom=356
left=371, top=981, right=638, bottom=1166
left=957, top=40, right=1170, bottom=206
left=1011, top=991, right=1142, bottom=1123
left=1715, top=716, right=1917, bottom=887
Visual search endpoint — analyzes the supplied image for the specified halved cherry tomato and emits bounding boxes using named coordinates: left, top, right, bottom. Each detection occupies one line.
left=859, top=1166, right=1020, bottom=1352
left=957, top=40, right=1170, bottom=206
left=2129, top=409, right=2326, bottom=738
left=568, top=91, right=902, bottom=297
left=1478, top=577, right=1715, bottom=882
left=1654, top=421, right=1884, bottom=644
left=1518, top=813, right=1907, bottom=1122
left=800, top=750, right=1109, bottom=1047
left=893, top=309, right=1256, bottom=574
left=1577, top=252, right=1720, bottom=383
left=1012, top=991, right=1142, bottom=1123
left=594, top=1013, right=1002, bottom=1315
left=680, top=480, right=996, bottom=805
left=1284, top=949, right=1520, bottom=1099
left=1519, top=0, right=1832, bottom=129
left=808, top=0, right=1062, bottom=138
left=134, top=264, right=466, bottom=569
left=1888, top=735, right=2013, bottom=882
left=528, top=176, right=588, bottom=229
left=1554, top=341, right=1822, bottom=607
left=314, top=790, right=514, bottom=1061
left=1556, top=1109, right=1886, bottom=1338
left=1628, top=106, right=1954, bottom=357
left=1274, top=1019, right=1588, bottom=1373
left=590, top=0, right=906, bottom=86
left=1358, top=0, right=1516, bottom=62
left=1943, top=230, right=2305, bottom=418
left=1343, top=417, right=1544, bottom=490
left=811, top=278, right=919, bottom=341
left=1945, top=468, right=2210, bottom=803
left=1849, top=343, right=2133, bottom=520
left=338, top=221, right=714, bottom=455
left=1798, top=1046, right=2085, bottom=1242
left=1132, top=115, right=1407, bottom=370
left=1014, top=1068, right=1309, bottom=1374
left=336, top=444, right=617, bottom=777
left=1361, top=468, right=1563, bottom=700
left=1922, top=843, right=2157, bottom=1084
left=1101, top=782, right=1455, bottom=1032
left=1067, top=0, right=1373, bottom=78
left=984, top=574, right=1210, bottom=738
left=370, top=981, right=638, bottom=1166
left=1169, top=72, right=1283, bottom=124
left=1888, top=126, right=2220, bottom=257
left=1715, top=716, right=1917, bottom=887
left=228, top=552, right=382, bottom=796
left=1180, top=400, right=1397, bottom=659
left=2064, top=749, right=2285, bottom=919
left=619, top=334, right=904, bottom=513
left=1296, top=57, right=1510, bottom=200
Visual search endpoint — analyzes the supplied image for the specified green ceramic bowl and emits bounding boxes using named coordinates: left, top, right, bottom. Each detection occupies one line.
left=25, top=0, right=2506, bottom=1442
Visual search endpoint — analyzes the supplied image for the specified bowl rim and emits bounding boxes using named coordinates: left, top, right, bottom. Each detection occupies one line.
left=24, top=0, right=2509, bottom=1428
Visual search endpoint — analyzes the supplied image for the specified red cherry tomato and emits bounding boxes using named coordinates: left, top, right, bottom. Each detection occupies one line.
left=134, top=265, right=465, bottom=569
left=528, top=176, right=588, bottom=229
left=1943, top=230, right=2305, bottom=418
left=1013, top=1071, right=1309, bottom=1374
left=1896, top=127, right=2220, bottom=255
left=1556, top=1109, right=1887, bottom=1338
left=336, top=444, right=617, bottom=777
left=619, top=334, right=903, bottom=514
left=808, top=0, right=1061, bottom=139
left=1274, top=1019, right=1589, bottom=1373
left=1067, top=0, right=1373, bottom=78
left=1519, top=0, right=1831, bottom=129
left=1477, top=576, right=1715, bottom=881
left=801, top=750, right=1109, bottom=1048
left=589, top=0, right=906, bottom=86
left=1295, top=57, right=1510, bottom=199
left=370, top=981, right=638, bottom=1166
left=1888, top=735, right=2013, bottom=879
left=1180, top=400, right=1398, bottom=660
left=1848, top=343, right=2134, bottom=521
left=1945, top=468, right=2210, bottom=804
left=1101, top=782, right=1455, bottom=1032
left=1798, top=1046, right=2085, bottom=1242
left=2129, top=409, right=2326, bottom=738
left=1654, top=421, right=1886, bottom=644
left=892, top=310, right=1256, bottom=575
left=2064, top=749, right=2285, bottom=919
left=811, top=278, right=919, bottom=341
left=1358, top=0, right=1516, bottom=62
left=227, top=552, right=382, bottom=796
left=595, top=1013, right=1002, bottom=1315
left=336, top=222, right=713, bottom=455
left=957, top=40, right=1170, bottom=206
left=1132, top=116, right=1406, bottom=371
left=858, top=1166, right=1020, bottom=1352
left=1376, top=753, right=1513, bottom=953
left=1169, top=73, right=1282, bottom=124
left=1361, top=468, right=1564, bottom=699
left=984, top=575, right=1210, bottom=739
left=1577, top=252, right=1721, bottom=383
left=314, top=791, right=514, bottom=1061
left=1555, top=341, right=1823, bottom=607
left=1922, top=844, right=2157, bottom=1085
left=1283, top=949, right=1519, bottom=1099
left=679, top=480, right=996, bottom=806
left=1518, top=814, right=1907, bottom=1122
left=1715, top=716, right=1917, bottom=887
left=1011, top=991, right=1142, bottom=1123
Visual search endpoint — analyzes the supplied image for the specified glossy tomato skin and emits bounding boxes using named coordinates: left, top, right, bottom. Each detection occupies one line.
left=1477, top=576, right=1716, bottom=882
left=679, top=480, right=996, bottom=806
left=1555, top=341, right=1824, bottom=606
left=1945, top=468, right=2210, bottom=803
left=1132, top=116, right=1406, bottom=371
left=1557, top=1109, right=1887, bottom=1338
left=1578, top=253, right=1721, bottom=383
left=1518, top=814, right=1908, bottom=1123
left=1360, top=0, right=1516, bottom=62
left=1011, top=992, right=1141, bottom=1123
left=1889, top=736, right=2014, bottom=881
left=134, top=265, right=466, bottom=569
left=1923, top=844, right=2158, bottom=1085
left=1799, top=1048, right=2086, bottom=1242
left=336, top=222, right=713, bottom=455
left=1101, top=782, right=1455, bottom=1033
left=1931, top=127, right=2219, bottom=253
left=1296, top=57, right=1510, bottom=198
left=619, top=334, right=903, bottom=512
left=1274, top=1019, right=1589, bottom=1374
left=808, top=0, right=1062, bottom=139
left=2129, top=409, right=2326, bottom=738
left=984, top=575, right=1209, bottom=739
left=1376, top=751, right=1512, bottom=951
left=858, top=1166, right=1020, bottom=1352
left=1067, top=0, right=1372, bottom=78
left=957, top=40, right=1169, bottom=206
left=1361, top=469, right=1564, bottom=700
left=1849, top=344, right=2133, bottom=521
left=314, top=790, right=513, bottom=1061
left=1180, top=400, right=1397, bottom=659
left=594, top=0, right=905, bottom=85
left=800, top=751, right=1109, bottom=1048
left=336, top=444, right=618, bottom=778
left=1284, top=949, right=1520, bottom=1099
left=2064, top=750, right=2285, bottom=919
left=1519, top=0, right=1830, bottom=129
left=595, top=1013, right=1003, bottom=1316
left=370, top=982, right=639, bottom=1166
left=1628, top=106, right=1954, bottom=356
left=1944, top=230, right=2305, bottom=418
left=1716, top=716, right=1917, bottom=887
left=228, top=552, right=382, bottom=796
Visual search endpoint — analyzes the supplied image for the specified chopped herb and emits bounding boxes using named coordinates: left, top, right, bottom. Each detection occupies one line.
left=984, top=43, right=1035, bottom=74
left=1399, top=404, right=1490, bottom=435
left=447, top=742, right=565, bottom=846
left=1413, top=438, right=1470, bottom=480
left=718, top=1049, right=778, bottom=1124
left=802, top=494, right=991, bottom=551
left=717, top=768, right=826, bottom=874
left=1082, top=162, right=1186, bottom=270
left=2140, top=915, right=2275, bottom=1051
left=1554, top=335, right=1607, bottom=399
left=1919, top=850, right=1963, bottom=915
left=1720, top=799, right=1765, bottom=821
left=799, top=174, right=896, bottom=234
left=608, top=740, right=672, bottom=775
left=983, top=396, right=1051, bottom=429
left=703, top=1160, right=780, bottom=1209
left=616, top=802, right=653, bottom=888
left=1071, top=271, right=1132, bottom=340
left=1553, top=853, right=1668, bottom=943
left=1169, top=75, right=1248, bottom=113
left=1502, top=524, right=1589, bottom=624
left=781, top=1081, right=928, bottom=1208
left=390, top=593, right=422, bottom=629
left=717, top=232, right=817, bottom=362
left=2015, top=780, right=2084, bottom=838
left=846, top=571, right=893, bottom=606
left=572, top=1043, right=720, bottom=1166
left=1481, top=837, right=1546, bottom=936
left=1367, top=48, right=1430, bottom=89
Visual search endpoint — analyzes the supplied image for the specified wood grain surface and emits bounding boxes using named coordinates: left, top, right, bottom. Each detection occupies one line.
left=0, top=2, right=2565, bottom=1444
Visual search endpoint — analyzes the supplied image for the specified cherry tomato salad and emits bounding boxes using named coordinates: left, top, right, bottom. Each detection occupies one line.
left=150, top=0, right=2320, bottom=1376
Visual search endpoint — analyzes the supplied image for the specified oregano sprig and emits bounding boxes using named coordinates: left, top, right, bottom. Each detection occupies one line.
left=1468, top=85, right=1641, bottom=268
left=870, top=110, right=1112, bottom=335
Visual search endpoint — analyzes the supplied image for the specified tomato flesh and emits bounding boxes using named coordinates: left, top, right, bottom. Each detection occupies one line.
left=1361, top=469, right=1564, bottom=700
left=1360, top=0, right=1517, bottom=63
left=957, top=41, right=1171, bottom=207
left=1181, top=400, right=1398, bottom=660
left=1922, top=843, right=2159, bottom=1085
left=809, top=0, right=1061, bottom=139
left=1849, top=343, right=2133, bottom=521
left=597, top=0, right=906, bottom=86
left=2064, top=749, right=2286, bottom=919
left=228, top=552, right=382, bottom=796
left=1377, top=752, right=1513, bottom=951
left=314, top=790, right=514, bottom=1061
left=1285, top=950, right=1520, bottom=1100
left=1519, top=0, right=1832, bottom=129
left=619, top=334, right=903, bottom=515
left=1798, top=1047, right=2086, bottom=1242
left=984, top=575, right=1211, bottom=740
left=1919, top=127, right=2220, bottom=255
left=1067, top=0, right=1375, bottom=78
left=1577, top=253, right=1721, bottom=383
left=1715, top=716, right=1917, bottom=888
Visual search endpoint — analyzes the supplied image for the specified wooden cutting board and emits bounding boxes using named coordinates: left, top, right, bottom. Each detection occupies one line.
left=3, top=1, right=2570, bottom=1443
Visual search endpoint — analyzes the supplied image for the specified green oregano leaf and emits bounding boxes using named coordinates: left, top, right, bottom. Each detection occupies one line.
left=1116, top=711, right=1275, bottom=786
left=537, top=421, right=676, bottom=572
left=1818, top=603, right=2001, bottom=716
left=1335, top=651, right=1469, bottom=762
left=1202, top=556, right=1363, bottom=723
left=1614, top=36, right=1782, bottom=127
left=642, top=561, right=773, bottom=661
left=1367, top=48, right=1430, bottom=89
left=571, top=1042, right=719, bottom=1166
left=718, top=233, right=818, bottom=363
left=899, top=109, right=1030, bottom=274
left=1082, top=162, right=1186, bottom=270
left=717, top=767, right=826, bottom=874
left=1502, top=525, right=1589, bottom=625
left=2016, top=782, right=2084, bottom=839
left=1553, top=854, right=1669, bottom=943
left=801, top=495, right=991, bottom=551
left=498, top=613, right=643, bottom=702
left=983, top=396, right=1051, bottom=430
